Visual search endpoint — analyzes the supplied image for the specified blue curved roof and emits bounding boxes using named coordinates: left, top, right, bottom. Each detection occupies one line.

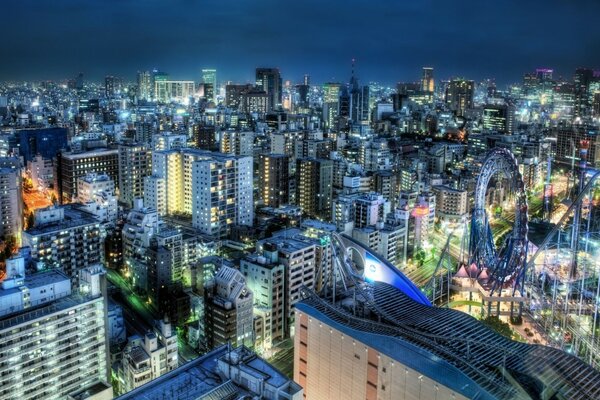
left=341, top=234, right=431, bottom=306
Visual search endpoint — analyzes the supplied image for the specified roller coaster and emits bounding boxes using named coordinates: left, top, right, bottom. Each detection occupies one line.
left=321, top=147, right=600, bottom=370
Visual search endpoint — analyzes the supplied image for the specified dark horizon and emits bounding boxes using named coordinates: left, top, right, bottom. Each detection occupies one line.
left=2, top=0, right=600, bottom=86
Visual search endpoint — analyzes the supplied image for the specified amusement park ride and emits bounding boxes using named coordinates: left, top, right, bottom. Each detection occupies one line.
left=323, top=146, right=600, bottom=371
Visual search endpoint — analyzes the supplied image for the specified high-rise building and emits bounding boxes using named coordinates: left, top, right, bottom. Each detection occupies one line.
left=204, top=266, right=254, bottom=349
left=421, top=67, right=434, bottom=93
left=257, top=228, right=327, bottom=331
left=256, top=67, right=282, bottom=110
left=105, top=75, right=121, bottom=98
left=0, top=167, right=22, bottom=242
left=201, top=68, right=217, bottom=103
left=574, top=67, right=595, bottom=117
left=137, top=70, right=153, bottom=101
left=191, top=152, right=253, bottom=238
left=118, top=142, right=152, bottom=207
left=225, top=83, right=253, bottom=109
left=0, top=260, right=111, bottom=400
left=55, top=148, right=119, bottom=203
left=445, top=78, right=474, bottom=116
left=154, top=80, right=195, bottom=103
left=219, top=130, right=254, bottom=156
left=23, top=205, right=104, bottom=284
left=482, top=104, right=516, bottom=134
left=323, top=82, right=341, bottom=130
left=258, top=153, right=289, bottom=207
left=146, top=149, right=253, bottom=238
left=193, top=124, right=217, bottom=150
left=240, top=245, right=286, bottom=352
left=296, top=158, right=333, bottom=219
left=241, top=88, right=269, bottom=113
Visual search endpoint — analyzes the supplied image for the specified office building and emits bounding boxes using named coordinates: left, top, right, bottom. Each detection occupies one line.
left=105, top=75, right=121, bottom=98
left=445, top=79, right=474, bottom=116
left=354, top=192, right=389, bottom=228
left=23, top=205, right=104, bottom=284
left=256, top=67, right=282, bottom=110
left=201, top=68, right=217, bottom=103
left=421, top=67, right=434, bottom=93
left=12, top=127, right=68, bottom=163
left=296, top=158, right=333, bottom=219
left=0, top=261, right=111, bottom=400
left=117, top=345, right=302, bottom=400
left=154, top=80, right=195, bottom=103
left=225, top=83, right=253, bottom=109
left=55, top=148, right=119, bottom=203
left=204, top=266, right=254, bottom=349
left=259, top=153, right=289, bottom=207
left=137, top=70, right=153, bottom=101
left=323, top=82, right=341, bottom=130
left=193, top=124, right=217, bottom=150
left=118, top=142, right=152, bottom=207
left=241, top=89, right=270, bottom=113
left=482, top=104, right=516, bottom=134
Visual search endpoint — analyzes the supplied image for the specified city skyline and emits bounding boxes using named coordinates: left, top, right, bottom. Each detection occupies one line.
left=2, top=0, right=600, bottom=85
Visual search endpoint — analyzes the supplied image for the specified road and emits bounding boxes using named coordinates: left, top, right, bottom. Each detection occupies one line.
left=107, top=269, right=200, bottom=364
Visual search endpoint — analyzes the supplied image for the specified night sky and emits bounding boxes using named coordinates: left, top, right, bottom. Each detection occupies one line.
left=2, top=0, right=599, bottom=86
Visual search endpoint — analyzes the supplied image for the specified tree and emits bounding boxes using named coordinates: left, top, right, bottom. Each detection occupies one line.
left=414, top=248, right=427, bottom=267
left=481, top=316, right=513, bottom=339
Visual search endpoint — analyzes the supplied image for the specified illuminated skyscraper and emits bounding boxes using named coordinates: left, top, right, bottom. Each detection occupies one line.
left=259, top=153, right=289, bottom=207
left=118, top=142, right=152, bottom=207
left=421, top=67, right=434, bottom=93
left=201, top=68, right=217, bottom=102
left=482, top=104, right=516, bottom=134
left=445, top=78, right=474, bottom=117
left=104, top=75, right=121, bottom=98
left=0, top=167, right=22, bottom=242
left=296, top=158, right=333, bottom=219
left=136, top=70, right=153, bottom=101
left=323, top=82, right=341, bottom=130
left=256, top=67, right=282, bottom=110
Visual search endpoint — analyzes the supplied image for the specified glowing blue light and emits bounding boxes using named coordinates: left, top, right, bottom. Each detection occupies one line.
left=363, top=251, right=431, bottom=306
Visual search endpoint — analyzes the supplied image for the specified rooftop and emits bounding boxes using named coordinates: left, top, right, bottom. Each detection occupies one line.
left=25, top=205, right=99, bottom=235
left=297, top=281, right=600, bottom=400
left=117, top=345, right=301, bottom=400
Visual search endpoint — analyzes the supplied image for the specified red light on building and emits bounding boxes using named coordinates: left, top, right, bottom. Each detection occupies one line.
left=411, top=205, right=429, bottom=218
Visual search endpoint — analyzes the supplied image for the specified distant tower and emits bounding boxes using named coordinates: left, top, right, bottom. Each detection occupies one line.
left=421, top=67, right=434, bottom=93
left=256, top=68, right=282, bottom=110
left=201, top=69, right=217, bottom=103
